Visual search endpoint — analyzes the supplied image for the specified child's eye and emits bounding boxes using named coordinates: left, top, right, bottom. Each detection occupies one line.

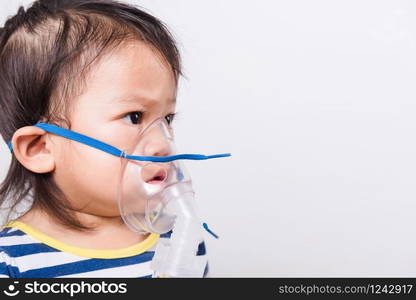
left=122, top=111, right=143, bottom=125
left=165, top=113, right=176, bottom=125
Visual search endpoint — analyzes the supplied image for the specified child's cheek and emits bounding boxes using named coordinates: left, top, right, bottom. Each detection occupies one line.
left=54, top=142, right=123, bottom=216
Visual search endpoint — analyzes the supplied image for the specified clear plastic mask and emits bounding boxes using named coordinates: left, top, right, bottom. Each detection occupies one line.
left=117, top=117, right=194, bottom=234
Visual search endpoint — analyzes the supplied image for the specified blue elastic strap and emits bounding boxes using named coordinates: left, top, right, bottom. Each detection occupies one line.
left=203, top=222, right=219, bottom=239
left=7, top=123, right=231, bottom=163
left=125, top=153, right=231, bottom=162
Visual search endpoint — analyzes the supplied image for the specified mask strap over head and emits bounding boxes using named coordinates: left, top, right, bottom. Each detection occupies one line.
left=6, top=123, right=231, bottom=163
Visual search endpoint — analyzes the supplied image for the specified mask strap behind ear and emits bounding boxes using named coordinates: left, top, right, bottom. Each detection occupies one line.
left=7, top=123, right=231, bottom=163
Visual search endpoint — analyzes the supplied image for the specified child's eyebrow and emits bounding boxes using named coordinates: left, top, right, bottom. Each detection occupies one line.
left=113, top=94, right=176, bottom=106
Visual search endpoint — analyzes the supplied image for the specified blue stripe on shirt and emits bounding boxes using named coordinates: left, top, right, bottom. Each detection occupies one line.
left=1, top=243, right=60, bottom=257
left=0, top=228, right=11, bottom=235
left=0, top=230, right=26, bottom=237
left=20, top=251, right=156, bottom=278
left=0, top=261, right=20, bottom=277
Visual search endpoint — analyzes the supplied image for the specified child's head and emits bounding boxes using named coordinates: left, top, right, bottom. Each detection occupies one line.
left=0, top=0, right=181, bottom=231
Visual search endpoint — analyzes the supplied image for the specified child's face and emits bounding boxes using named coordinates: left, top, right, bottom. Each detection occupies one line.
left=52, top=41, right=177, bottom=217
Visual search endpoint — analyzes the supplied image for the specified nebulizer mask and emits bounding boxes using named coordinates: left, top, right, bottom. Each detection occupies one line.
left=7, top=117, right=230, bottom=277
left=117, top=117, right=229, bottom=277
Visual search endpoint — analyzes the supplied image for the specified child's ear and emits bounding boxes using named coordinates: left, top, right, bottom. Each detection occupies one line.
left=11, top=126, right=55, bottom=173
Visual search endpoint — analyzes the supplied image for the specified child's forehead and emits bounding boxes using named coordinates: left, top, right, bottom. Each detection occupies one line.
left=79, top=41, right=177, bottom=108
left=91, top=41, right=176, bottom=86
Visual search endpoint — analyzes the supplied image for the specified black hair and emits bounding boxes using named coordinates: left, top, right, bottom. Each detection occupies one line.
left=0, top=0, right=182, bottom=231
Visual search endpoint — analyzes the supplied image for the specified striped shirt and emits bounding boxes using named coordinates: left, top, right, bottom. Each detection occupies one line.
left=0, top=221, right=208, bottom=278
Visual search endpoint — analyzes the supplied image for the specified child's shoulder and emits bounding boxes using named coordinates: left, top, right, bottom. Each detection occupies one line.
left=0, top=225, right=24, bottom=236
left=0, top=225, right=30, bottom=253
left=0, top=225, right=26, bottom=277
left=0, top=225, right=27, bottom=242
left=0, top=223, right=26, bottom=238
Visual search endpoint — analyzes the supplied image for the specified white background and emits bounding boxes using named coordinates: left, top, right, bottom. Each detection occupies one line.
left=1, top=0, right=416, bottom=277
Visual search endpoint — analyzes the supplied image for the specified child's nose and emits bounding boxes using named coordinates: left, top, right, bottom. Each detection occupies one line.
left=141, top=130, right=172, bottom=157
left=144, top=139, right=171, bottom=157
